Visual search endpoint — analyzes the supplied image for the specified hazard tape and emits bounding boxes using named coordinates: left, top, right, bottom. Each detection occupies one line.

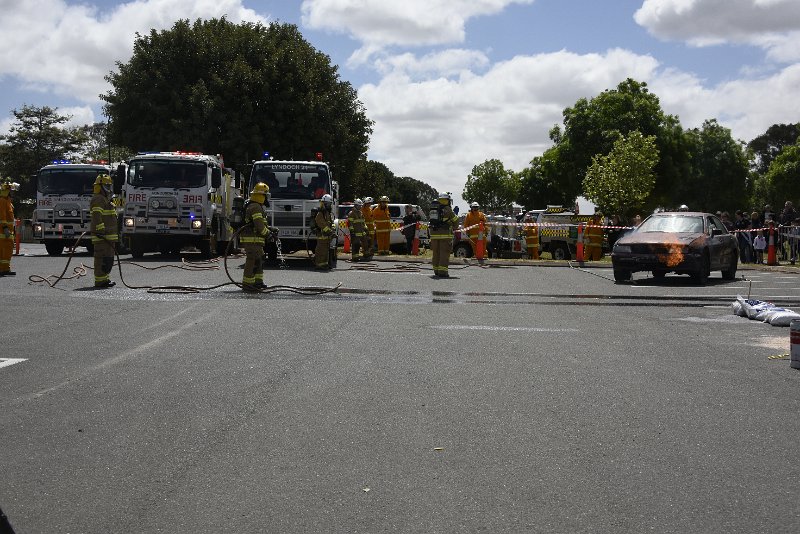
left=768, top=353, right=790, bottom=360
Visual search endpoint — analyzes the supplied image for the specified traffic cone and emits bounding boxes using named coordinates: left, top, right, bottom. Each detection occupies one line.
left=767, top=222, right=778, bottom=266
left=576, top=223, right=585, bottom=262
left=343, top=223, right=351, bottom=254
left=476, top=221, right=486, bottom=260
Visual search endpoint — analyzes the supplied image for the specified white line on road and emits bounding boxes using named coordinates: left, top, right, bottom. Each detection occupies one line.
left=0, top=358, right=27, bottom=370
left=430, top=325, right=578, bottom=332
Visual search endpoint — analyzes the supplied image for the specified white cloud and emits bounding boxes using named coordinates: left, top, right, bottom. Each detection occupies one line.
left=374, top=49, right=490, bottom=78
left=635, top=0, right=800, bottom=61
left=301, top=0, right=535, bottom=65
left=359, top=46, right=800, bottom=204
left=0, top=0, right=267, bottom=104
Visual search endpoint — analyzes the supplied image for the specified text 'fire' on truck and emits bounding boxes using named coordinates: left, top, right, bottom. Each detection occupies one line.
left=32, top=161, right=112, bottom=256
left=117, top=152, right=238, bottom=258
left=245, top=155, right=339, bottom=264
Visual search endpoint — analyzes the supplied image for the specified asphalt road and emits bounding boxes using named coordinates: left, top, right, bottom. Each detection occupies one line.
left=1, top=245, right=799, bottom=533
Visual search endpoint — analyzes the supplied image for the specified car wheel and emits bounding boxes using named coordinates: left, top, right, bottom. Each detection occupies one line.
left=652, top=269, right=666, bottom=279
left=721, top=254, right=738, bottom=280
left=552, top=243, right=571, bottom=260
left=130, top=240, right=144, bottom=259
left=614, top=268, right=631, bottom=282
left=692, top=251, right=710, bottom=285
left=453, top=242, right=473, bottom=258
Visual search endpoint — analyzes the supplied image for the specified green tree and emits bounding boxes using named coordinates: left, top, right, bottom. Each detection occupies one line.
left=761, top=140, right=800, bottom=207
left=102, top=17, right=372, bottom=188
left=582, top=131, right=658, bottom=218
left=0, top=105, right=88, bottom=199
left=681, top=119, right=749, bottom=212
left=543, top=79, right=687, bottom=210
left=463, top=158, right=520, bottom=213
left=518, top=149, right=575, bottom=209
left=747, top=123, right=800, bottom=175
left=76, top=122, right=134, bottom=164
left=345, top=159, right=438, bottom=207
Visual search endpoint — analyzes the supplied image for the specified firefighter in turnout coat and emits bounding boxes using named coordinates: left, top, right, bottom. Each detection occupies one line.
left=240, top=182, right=277, bottom=291
left=314, top=194, right=334, bottom=270
left=90, top=174, right=118, bottom=288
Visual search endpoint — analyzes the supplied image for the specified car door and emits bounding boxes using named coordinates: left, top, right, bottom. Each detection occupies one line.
left=707, top=215, right=733, bottom=269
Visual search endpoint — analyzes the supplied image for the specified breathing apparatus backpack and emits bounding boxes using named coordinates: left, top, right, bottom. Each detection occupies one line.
left=230, top=196, right=246, bottom=229
left=428, top=200, right=443, bottom=230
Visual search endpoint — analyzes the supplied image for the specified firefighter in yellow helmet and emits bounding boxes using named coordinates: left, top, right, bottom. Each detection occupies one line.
left=240, top=182, right=277, bottom=291
left=314, top=193, right=334, bottom=269
left=373, top=195, right=392, bottom=255
left=361, top=196, right=375, bottom=260
left=89, top=174, right=118, bottom=288
left=348, top=198, right=367, bottom=262
left=522, top=213, right=540, bottom=260
left=586, top=212, right=604, bottom=261
left=463, top=201, right=487, bottom=252
left=0, top=180, right=20, bottom=276
left=429, top=192, right=459, bottom=277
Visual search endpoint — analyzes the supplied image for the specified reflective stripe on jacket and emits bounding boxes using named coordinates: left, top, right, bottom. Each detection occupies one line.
left=90, top=194, right=118, bottom=244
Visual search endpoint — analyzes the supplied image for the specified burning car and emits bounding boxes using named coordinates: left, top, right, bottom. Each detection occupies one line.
left=611, top=212, right=738, bottom=284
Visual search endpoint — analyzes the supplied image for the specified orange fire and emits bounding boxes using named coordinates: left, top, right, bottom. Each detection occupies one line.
left=656, top=236, right=684, bottom=267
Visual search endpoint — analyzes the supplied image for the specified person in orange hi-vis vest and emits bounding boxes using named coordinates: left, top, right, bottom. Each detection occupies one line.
left=0, top=179, right=20, bottom=276
left=523, top=213, right=540, bottom=259
left=361, top=196, right=375, bottom=260
left=373, top=195, right=392, bottom=255
left=463, top=202, right=487, bottom=251
left=586, top=212, right=604, bottom=261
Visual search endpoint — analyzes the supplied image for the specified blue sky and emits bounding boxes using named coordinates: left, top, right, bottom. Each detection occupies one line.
left=1, top=0, right=798, bottom=208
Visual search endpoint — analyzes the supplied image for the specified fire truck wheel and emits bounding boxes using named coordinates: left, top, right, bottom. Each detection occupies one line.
left=453, top=242, right=473, bottom=258
left=551, top=243, right=570, bottom=261
left=45, top=241, right=65, bottom=256
left=130, top=241, right=144, bottom=259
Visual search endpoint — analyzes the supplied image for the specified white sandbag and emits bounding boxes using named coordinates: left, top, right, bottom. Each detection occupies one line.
left=768, top=310, right=800, bottom=327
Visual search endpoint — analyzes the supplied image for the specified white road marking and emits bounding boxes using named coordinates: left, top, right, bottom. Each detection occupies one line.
left=430, top=325, right=578, bottom=332
left=0, top=358, right=27, bottom=370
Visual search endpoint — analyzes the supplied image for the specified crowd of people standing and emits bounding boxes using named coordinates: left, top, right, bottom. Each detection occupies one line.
left=731, top=201, right=799, bottom=265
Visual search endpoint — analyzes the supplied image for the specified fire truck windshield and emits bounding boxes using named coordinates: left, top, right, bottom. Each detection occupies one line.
left=38, top=168, right=104, bottom=195
left=130, top=160, right=208, bottom=188
left=251, top=163, right=330, bottom=200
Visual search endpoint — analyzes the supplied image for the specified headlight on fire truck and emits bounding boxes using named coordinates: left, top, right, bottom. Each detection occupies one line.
left=124, top=217, right=135, bottom=227
left=191, top=219, right=202, bottom=229
left=33, top=223, right=43, bottom=236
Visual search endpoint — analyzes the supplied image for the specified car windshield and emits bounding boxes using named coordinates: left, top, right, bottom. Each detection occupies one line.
left=638, top=214, right=705, bottom=233
left=37, top=168, right=104, bottom=195
left=129, top=160, right=208, bottom=188
left=251, top=163, right=330, bottom=200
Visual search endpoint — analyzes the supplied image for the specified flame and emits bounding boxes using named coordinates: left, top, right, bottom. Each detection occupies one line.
left=656, top=242, right=684, bottom=267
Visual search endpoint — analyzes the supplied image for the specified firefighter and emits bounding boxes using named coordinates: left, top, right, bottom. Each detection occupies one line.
left=523, top=213, right=540, bottom=260
left=347, top=198, right=367, bottom=262
left=463, top=201, right=487, bottom=250
left=586, top=212, right=604, bottom=261
left=314, top=193, right=334, bottom=270
left=373, top=195, right=392, bottom=255
left=240, top=182, right=277, bottom=291
left=90, top=174, right=118, bottom=288
left=361, top=196, right=375, bottom=260
left=430, top=192, right=459, bottom=277
left=0, top=180, right=19, bottom=276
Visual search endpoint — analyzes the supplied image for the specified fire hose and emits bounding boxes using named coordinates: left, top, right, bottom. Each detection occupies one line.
left=28, top=227, right=341, bottom=295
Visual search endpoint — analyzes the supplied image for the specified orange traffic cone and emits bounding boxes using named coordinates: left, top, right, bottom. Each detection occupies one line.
left=767, top=222, right=778, bottom=266
left=576, top=223, right=585, bottom=262
left=343, top=220, right=351, bottom=254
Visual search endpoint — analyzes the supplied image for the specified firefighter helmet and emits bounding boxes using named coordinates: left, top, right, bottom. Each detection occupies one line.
left=363, top=196, right=373, bottom=204
left=93, top=173, right=113, bottom=194
left=354, top=198, right=364, bottom=208
left=438, top=192, right=452, bottom=205
left=470, top=202, right=479, bottom=209
left=320, top=193, right=333, bottom=208
left=249, top=182, right=270, bottom=204
left=1, top=179, right=20, bottom=197
left=379, top=195, right=389, bottom=203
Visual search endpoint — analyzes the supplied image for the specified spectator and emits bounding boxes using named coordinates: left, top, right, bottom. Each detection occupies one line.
left=753, top=231, right=767, bottom=264
left=790, top=218, right=799, bottom=265
left=779, top=201, right=797, bottom=260
left=720, top=211, right=733, bottom=231
left=749, top=211, right=762, bottom=262
left=733, top=210, right=751, bottom=263
left=632, top=214, right=642, bottom=226
left=402, top=204, right=421, bottom=255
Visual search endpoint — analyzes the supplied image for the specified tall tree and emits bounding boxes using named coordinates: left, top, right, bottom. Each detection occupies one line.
left=102, top=18, right=372, bottom=188
left=760, top=140, right=800, bottom=208
left=542, top=79, right=686, bottom=210
left=582, top=131, right=659, bottom=218
left=76, top=122, right=134, bottom=164
left=747, top=123, right=800, bottom=175
left=0, top=105, right=88, bottom=199
left=463, top=159, right=520, bottom=213
left=517, top=150, right=573, bottom=209
left=681, top=119, right=749, bottom=212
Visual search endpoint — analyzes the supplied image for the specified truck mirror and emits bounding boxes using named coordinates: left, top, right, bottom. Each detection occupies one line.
left=114, top=164, right=125, bottom=194
left=211, top=167, right=222, bottom=188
